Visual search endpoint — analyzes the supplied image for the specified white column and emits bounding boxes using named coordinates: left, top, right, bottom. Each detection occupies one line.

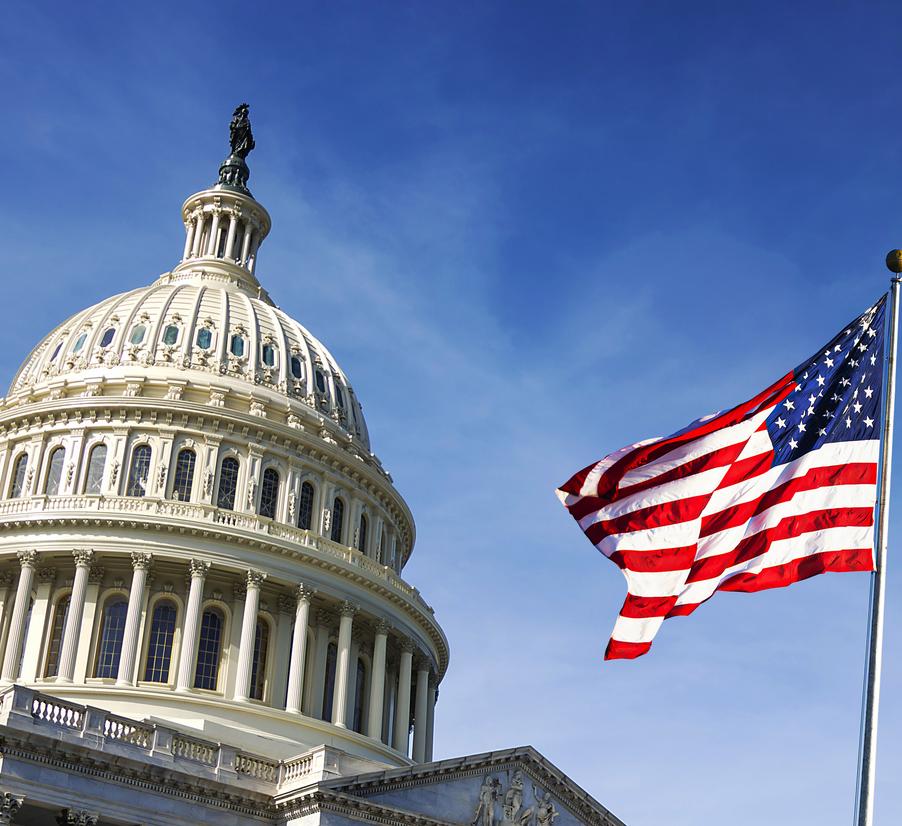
left=175, top=559, right=209, bottom=692
left=1, top=551, right=37, bottom=682
left=272, top=595, right=294, bottom=709
left=393, top=641, right=414, bottom=754
left=285, top=584, right=314, bottom=714
left=73, top=569, right=103, bottom=682
left=331, top=602, right=357, bottom=727
left=247, top=235, right=260, bottom=273
left=190, top=213, right=205, bottom=257
left=182, top=220, right=195, bottom=260
left=224, top=213, right=238, bottom=260
left=240, top=225, right=254, bottom=266
left=0, top=572, right=15, bottom=666
left=310, top=611, right=331, bottom=719
left=115, top=553, right=153, bottom=686
left=19, top=567, right=54, bottom=682
left=413, top=663, right=430, bottom=762
left=57, top=549, right=94, bottom=683
left=367, top=619, right=389, bottom=740
left=205, top=210, right=222, bottom=256
left=233, top=570, right=266, bottom=702
left=425, top=679, right=436, bottom=761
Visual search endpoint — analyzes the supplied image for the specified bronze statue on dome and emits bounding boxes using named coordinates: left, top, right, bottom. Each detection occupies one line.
left=229, top=103, right=255, bottom=159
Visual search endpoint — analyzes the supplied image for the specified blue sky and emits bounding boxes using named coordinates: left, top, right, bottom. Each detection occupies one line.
left=4, top=2, right=902, bottom=823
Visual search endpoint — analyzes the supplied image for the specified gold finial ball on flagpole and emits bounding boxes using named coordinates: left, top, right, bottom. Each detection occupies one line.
left=886, top=249, right=902, bottom=273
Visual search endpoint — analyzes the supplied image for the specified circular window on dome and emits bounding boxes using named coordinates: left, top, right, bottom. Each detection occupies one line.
left=196, top=328, right=213, bottom=350
left=261, top=344, right=275, bottom=367
left=315, top=370, right=327, bottom=394
left=230, top=335, right=245, bottom=358
left=99, top=327, right=115, bottom=348
left=162, top=324, right=179, bottom=346
left=72, top=333, right=87, bottom=354
left=290, top=356, right=303, bottom=380
left=129, top=325, right=146, bottom=346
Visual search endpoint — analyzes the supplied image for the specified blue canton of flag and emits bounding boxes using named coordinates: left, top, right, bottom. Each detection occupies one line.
left=767, top=296, right=886, bottom=468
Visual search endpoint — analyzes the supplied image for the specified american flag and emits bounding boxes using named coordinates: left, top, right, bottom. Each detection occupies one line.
left=557, top=296, right=887, bottom=660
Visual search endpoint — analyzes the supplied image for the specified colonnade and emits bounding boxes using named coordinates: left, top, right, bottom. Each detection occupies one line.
left=181, top=202, right=264, bottom=273
left=0, top=549, right=438, bottom=762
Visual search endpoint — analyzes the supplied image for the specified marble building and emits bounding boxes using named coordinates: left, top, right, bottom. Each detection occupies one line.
left=0, top=106, right=625, bottom=826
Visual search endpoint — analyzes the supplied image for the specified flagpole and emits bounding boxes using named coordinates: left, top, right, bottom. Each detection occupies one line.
left=854, top=258, right=902, bottom=826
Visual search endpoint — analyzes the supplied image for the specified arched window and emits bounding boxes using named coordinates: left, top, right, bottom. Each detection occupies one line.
left=94, top=598, right=128, bottom=678
left=357, top=513, right=368, bottom=553
left=43, top=594, right=71, bottom=677
left=8, top=454, right=27, bottom=499
left=194, top=609, right=223, bottom=690
left=143, top=600, right=177, bottom=683
left=162, top=325, right=179, bottom=346
left=217, top=457, right=239, bottom=510
left=250, top=617, right=270, bottom=701
left=322, top=642, right=337, bottom=721
left=171, top=448, right=196, bottom=502
left=298, top=481, right=315, bottom=531
left=379, top=528, right=387, bottom=564
left=99, top=327, right=115, bottom=348
left=44, top=447, right=65, bottom=496
left=84, top=444, right=107, bottom=494
left=259, top=468, right=280, bottom=520
left=196, top=328, right=213, bottom=350
left=353, top=657, right=367, bottom=733
left=126, top=445, right=152, bottom=497
left=330, top=497, right=345, bottom=543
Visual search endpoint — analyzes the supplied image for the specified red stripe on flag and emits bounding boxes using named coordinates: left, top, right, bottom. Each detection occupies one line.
left=609, top=545, right=697, bottom=572
left=605, top=639, right=652, bottom=661
left=716, top=449, right=773, bottom=489
left=717, top=547, right=874, bottom=592
left=585, top=493, right=710, bottom=545
left=699, top=462, right=877, bottom=538
left=687, top=507, right=875, bottom=583
left=619, top=593, right=678, bottom=618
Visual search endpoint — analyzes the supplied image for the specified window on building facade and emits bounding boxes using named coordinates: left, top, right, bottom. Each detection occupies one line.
left=99, top=327, right=115, bottom=348
left=45, top=447, right=65, bottom=496
left=143, top=600, right=177, bottom=683
left=43, top=595, right=71, bottom=677
left=250, top=617, right=270, bottom=701
left=322, top=642, right=337, bottom=721
left=84, top=444, right=107, bottom=494
left=171, top=448, right=196, bottom=502
left=196, top=328, right=213, bottom=350
left=357, top=513, right=368, bottom=553
left=162, top=325, right=179, bottom=346
left=379, top=528, right=386, bottom=564
left=72, top=333, right=87, bottom=354
left=353, top=657, right=366, bottom=733
left=298, top=481, right=314, bottom=531
left=315, top=371, right=327, bottom=394
left=217, top=457, right=239, bottom=510
left=94, top=598, right=128, bottom=678
left=261, top=344, right=275, bottom=367
left=330, top=497, right=344, bottom=543
left=50, top=341, right=63, bottom=361
left=229, top=335, right=245, bottom=357
left=194, top=609, right=223, bottom=690
left=290, top=355, right=303, bottom=380
left=129, top=325, right=146, bottom=346
left=126, top=445, right=152, bottom=497
left=335, top=384, right=345, bottom=409
left=259, top=468, right=279, bottom=520
left=9, top=454, right=27, bottom=499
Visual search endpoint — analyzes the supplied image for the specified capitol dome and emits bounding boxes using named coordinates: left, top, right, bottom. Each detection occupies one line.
left=0, top=106, right=447, bottom=770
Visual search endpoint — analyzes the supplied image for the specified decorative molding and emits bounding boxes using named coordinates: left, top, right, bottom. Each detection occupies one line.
left=130, top=552, right=153, bottom=570
left=72, top=548, right=94, bottom=567
left=295, top=583, right=315, bottom=603
left=0, top=792, right=22, bottom=825
left=36, top=567, right=57, bottom=584
left=340, top=600, right=359, bottom=619
left=16, top=550, right=37, bottom=568
left=87, top=566, right=105, bottom=584
left=246, top=569, right=267, bottom=588
left=55, top=810, right=98, bottom=826
left=188, top=558, right=211, bottom=578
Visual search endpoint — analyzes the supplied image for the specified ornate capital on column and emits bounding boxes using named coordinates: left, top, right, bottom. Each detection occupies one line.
left=375, top=618, right=391, bottom=636
left=16, top=550, right=37, bottom=569
left=72, top=549, right=94, bottom=568
left=87, top=566, right=105, bottom=585
left=295, top=583, right=315, bottom=603
left=232, top=581, right=247, bottom=600
left=188, top=559, right=211, bottom=579
left=339, top=600, right=358, bottom=619
left=0, top=573, right=13, bottom=588
left=400, top=638, right=416, bottom=655
left=130, top=552, right=153, bottom=571
left=36, top=567, right=57, bottom=585
left=277, top=593, right=295, bottom=614
left=0, top=792, right=22, bottom=824
left=246, top=569, right=267, bottom=588
left=55, top=810, right=98, bottom=826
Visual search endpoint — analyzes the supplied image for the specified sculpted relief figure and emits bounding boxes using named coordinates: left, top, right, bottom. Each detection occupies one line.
left=473, top=776, right=501, bottom=826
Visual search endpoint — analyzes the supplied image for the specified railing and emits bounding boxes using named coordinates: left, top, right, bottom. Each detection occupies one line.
left=172, top=734, right=217, bottom=766
left=281, top=754, right=314, bottom=782
left=104, top=714, right=152, bottom=748
left=31, top=694, right=83, bottom=729
left=235, top=753, right=279, bottom=782
left=0, top=494, right=434, bottom=615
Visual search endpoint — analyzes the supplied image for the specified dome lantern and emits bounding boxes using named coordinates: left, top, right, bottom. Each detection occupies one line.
left=174, top=103, right=271, bottom=295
